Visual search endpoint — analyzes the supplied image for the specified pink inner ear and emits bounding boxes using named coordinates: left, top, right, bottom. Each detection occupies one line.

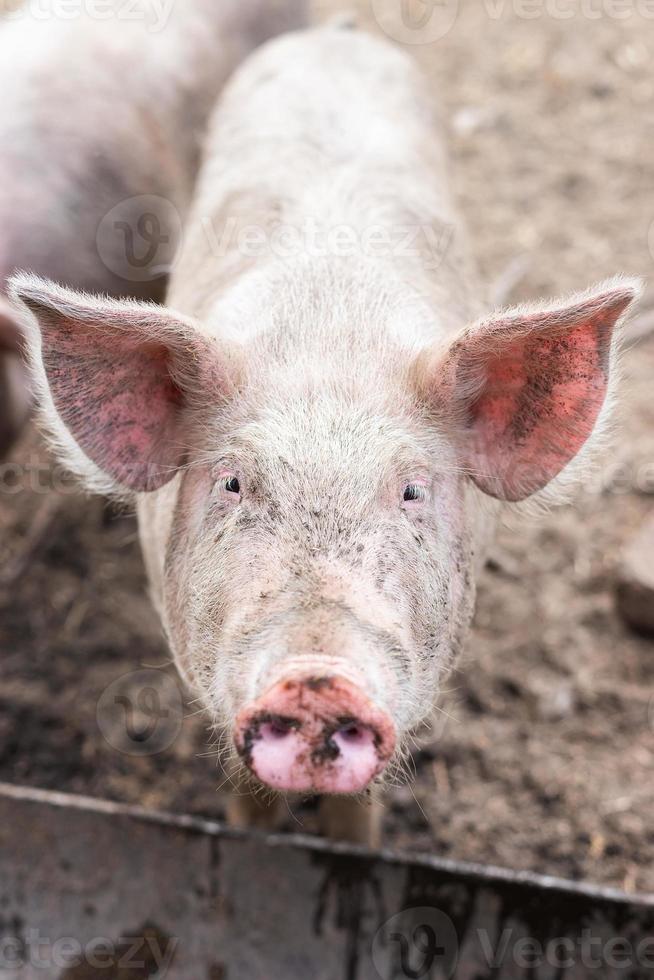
left=43, top=324, right=187, bottom=492
left=463, top=292, right=633, bottom=501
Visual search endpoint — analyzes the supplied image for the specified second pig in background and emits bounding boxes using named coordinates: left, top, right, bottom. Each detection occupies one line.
left=0, top=0, right=307, bottom=455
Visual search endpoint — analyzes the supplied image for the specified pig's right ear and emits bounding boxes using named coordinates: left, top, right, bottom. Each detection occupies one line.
left=9, top=274, right=239, bottom=493
left=414, top=279, right=641, bottom=502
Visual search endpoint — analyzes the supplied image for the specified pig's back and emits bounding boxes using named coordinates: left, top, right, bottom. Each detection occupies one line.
left=192, top=28, right=451, bottom=217
left=170, top=27, right=481, bottom=341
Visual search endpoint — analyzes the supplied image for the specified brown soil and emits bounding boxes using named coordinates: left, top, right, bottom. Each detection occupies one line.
left=1, top=0, right=653, bottom=893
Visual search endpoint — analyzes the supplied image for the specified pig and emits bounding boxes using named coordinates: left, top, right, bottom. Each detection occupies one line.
left=0, top=0, right=307, bottom=454
left=11, top=25, right=641, bottom=844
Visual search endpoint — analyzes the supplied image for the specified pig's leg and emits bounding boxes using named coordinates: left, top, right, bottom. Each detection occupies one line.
left=319, top=795, right=383, bottom=847
left=225, top=782, right=288, bottom=833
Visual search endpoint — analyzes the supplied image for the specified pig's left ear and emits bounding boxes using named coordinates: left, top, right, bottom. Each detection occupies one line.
left=416, top=279, right=642, bottom=502
left=10, top=274, right=239, bottom=493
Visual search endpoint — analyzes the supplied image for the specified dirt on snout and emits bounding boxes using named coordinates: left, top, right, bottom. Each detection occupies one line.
left=1, top=0, right=654, bottom=893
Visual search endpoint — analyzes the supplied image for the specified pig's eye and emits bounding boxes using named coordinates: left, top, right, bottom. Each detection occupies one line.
left=402, top=483, right=427, bottom=507
left=223, top=476, right=241, bottom=496
left=214, top=469, right=242, bottom=503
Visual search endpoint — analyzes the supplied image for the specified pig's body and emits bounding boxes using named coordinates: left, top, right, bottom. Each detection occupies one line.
left=14, top=27, right=640, bottom=843
left=0, top=0, right=306, bottom=452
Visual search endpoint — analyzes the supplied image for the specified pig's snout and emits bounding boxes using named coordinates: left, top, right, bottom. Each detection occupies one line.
left=235, top=676, right=396, bottom=794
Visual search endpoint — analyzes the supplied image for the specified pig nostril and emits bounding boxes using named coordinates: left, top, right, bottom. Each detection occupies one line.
left=339, top=724, right=364, bottom=743
left=331, top=723, right=376, bottom=755
left=260, top=720, right=294, bottom=741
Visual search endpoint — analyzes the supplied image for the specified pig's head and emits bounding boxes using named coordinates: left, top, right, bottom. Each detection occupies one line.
left=11, top=272, right=640, bottom=795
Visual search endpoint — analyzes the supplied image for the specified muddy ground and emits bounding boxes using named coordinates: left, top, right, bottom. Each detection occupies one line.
left=1, top=0, right=653, bottom=893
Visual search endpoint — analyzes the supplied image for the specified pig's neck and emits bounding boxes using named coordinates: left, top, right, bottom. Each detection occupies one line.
left=170, top=184, right=480, bottom=353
